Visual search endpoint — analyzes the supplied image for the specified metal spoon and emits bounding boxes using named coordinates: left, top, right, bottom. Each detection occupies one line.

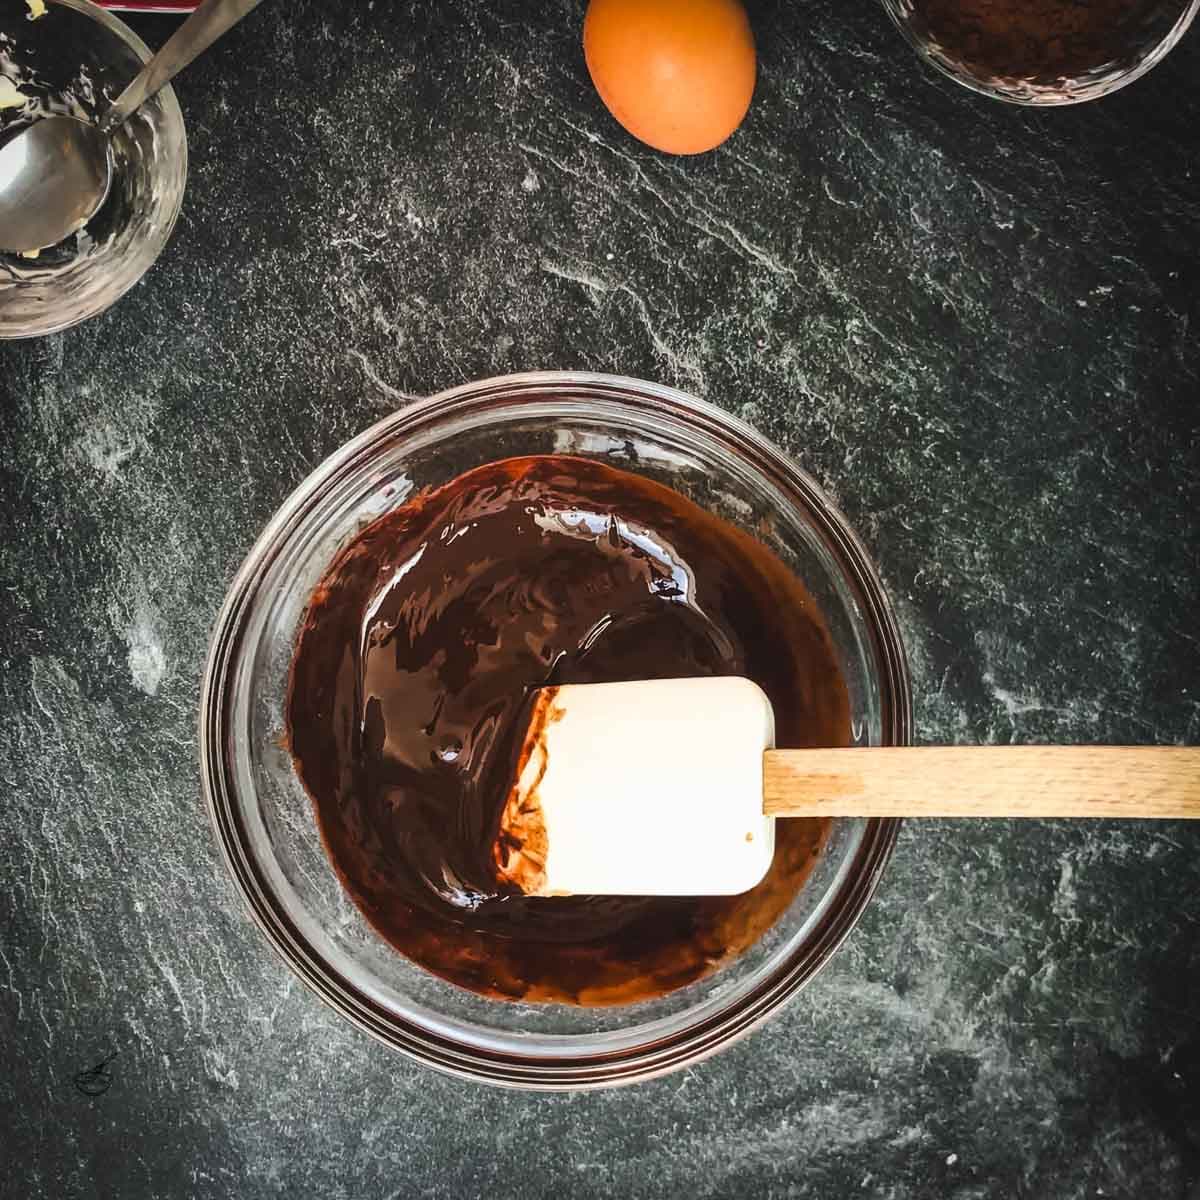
left=0, top=0, right=264, bottom=255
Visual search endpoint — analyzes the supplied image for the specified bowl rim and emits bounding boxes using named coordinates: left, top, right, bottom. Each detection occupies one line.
left=877, top=0, right=1200, bottom=106
left=199, top=370, right=914, bottom=1089
left=0, top=0, right=188, bottom=339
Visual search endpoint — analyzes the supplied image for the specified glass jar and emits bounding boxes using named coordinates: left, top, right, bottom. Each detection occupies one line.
left=879, top=0, right=1199, bottom=105
left=0, top=0, right=186, bottom=337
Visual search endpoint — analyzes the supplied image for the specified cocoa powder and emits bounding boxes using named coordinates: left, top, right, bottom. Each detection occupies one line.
left=909, top=0, right=1191, bottom=80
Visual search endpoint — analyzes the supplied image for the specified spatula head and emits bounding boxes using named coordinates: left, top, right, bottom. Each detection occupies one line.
left=493, top=676, right=776, bottom=897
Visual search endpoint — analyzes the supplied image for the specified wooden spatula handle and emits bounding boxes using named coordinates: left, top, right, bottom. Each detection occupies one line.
left=762, top=746, right=1200, bottom=818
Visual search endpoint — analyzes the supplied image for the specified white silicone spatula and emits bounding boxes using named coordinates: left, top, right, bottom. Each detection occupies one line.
left=491, top=677, right=1200, bottom=898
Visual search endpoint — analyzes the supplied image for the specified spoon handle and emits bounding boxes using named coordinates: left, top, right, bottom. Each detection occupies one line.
left=762, top=746, right=1200, bottom=818
left=100, top=0, right=267, bottom=134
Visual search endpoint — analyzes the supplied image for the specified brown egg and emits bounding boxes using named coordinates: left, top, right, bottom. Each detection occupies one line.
left=583, top=0, right=757, bottom=156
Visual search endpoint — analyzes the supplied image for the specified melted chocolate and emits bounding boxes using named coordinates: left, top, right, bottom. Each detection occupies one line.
left=287, top=456, right=850, bottom=1005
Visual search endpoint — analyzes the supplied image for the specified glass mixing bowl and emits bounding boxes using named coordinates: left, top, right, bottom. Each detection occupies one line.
left=200, top=372, right=912, bottom=1089
left=0, top=0, right=186, bottom=338
left=879, top=0, right=1199, bottom=105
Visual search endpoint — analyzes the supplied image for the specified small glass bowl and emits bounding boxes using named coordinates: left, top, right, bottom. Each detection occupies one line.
left=0, top=0, right=186, bottom=338
left=200, top=372, right=912, bottom=1090
left=879, top=0, right=1200, bottom=105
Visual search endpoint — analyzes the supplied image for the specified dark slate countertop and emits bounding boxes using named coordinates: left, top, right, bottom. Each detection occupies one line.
left=2, top=2, right=1199, bottom=1196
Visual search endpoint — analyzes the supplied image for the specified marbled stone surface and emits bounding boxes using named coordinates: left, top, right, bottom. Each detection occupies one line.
left=2, top=1, right=1199, bottom=1196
